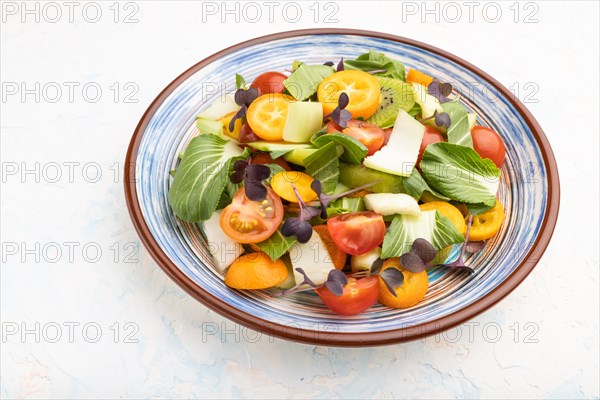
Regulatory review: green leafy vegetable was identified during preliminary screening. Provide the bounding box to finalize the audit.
[344,50,406,81]
[235,73,246,90]
[381,210,465,258]
[304,142,341,193]
[284,64,335,100]
[327,197,366,216]
[421,142,500,207]
[311,130,368,164]
[196,117,223,136]
[255,229,297,261]
[465,201,496,216]
[407,102,421,117]
[441,101,472,147]
[403,169,450,201]
[168,134,244,222]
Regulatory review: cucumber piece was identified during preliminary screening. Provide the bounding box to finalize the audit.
[363,110,425,177]
[412,82,443,119]
[351,247,382,273]
[283,101,323,143]
[201,210,244,273]
[274,255,296,290]
[290,230,336,285]
[468,113,477,131]
[364,193,421,216]
[198,94,240,120]
[339,162,405,193]
[247,141,312,153]
[282,148,319,166]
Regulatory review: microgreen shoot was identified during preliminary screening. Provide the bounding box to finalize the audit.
[281,184,321,243]
[379,268,405,297]
[326,92,352,128]
[278,268,348,297]
[229,86,259,131]
[397,215,482,274]
[310,179,378,218]
[419,109,452,129]
[428,79,453,103]
[435,215,476,272]
[229,159,270,201]
[336,57,345,72]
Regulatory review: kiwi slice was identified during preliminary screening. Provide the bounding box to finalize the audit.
[368,77,416,128]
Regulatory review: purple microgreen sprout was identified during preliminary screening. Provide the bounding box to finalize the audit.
[327,92,352,128]
[229,86,259,131]
[464,241,486,253]
[278,268,348,297]
[399,238,436,272]
[379,268,405,297]
[435,215,476,272]
[234,87,259,106]
[228,104,246,132]
[346,256,404,297]
[427,79,453,103]
[336,57,345,72]
[418,109,452,129]
[281,184,321,243]
[310,179,378,218]
[229,159,270,201]
[398,215,482,274]
[324,269,348,296]
[323,61,335,67]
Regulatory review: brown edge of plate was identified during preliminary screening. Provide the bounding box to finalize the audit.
[124,28,560,347]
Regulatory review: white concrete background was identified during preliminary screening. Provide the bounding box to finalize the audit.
[1,1,598,398]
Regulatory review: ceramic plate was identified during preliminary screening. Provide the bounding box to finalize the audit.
[124,29,559,346]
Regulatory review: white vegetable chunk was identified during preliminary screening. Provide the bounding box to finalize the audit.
[201,210,244,273]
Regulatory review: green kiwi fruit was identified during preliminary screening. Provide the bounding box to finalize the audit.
[367,77,416,128]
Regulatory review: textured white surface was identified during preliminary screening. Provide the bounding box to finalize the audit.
[1,1,598,398]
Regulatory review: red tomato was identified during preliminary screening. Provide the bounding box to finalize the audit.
[417,126,445,167]
[383,128,393,145]
[220,187,284,244]
[317,276,379,316]
[471,126,506,167]
[250,71,287,96]
[327,211,386,255]
[326,120,343,133]
[250,152,292,171]
[342,120,385,156]
[238,123,261,143]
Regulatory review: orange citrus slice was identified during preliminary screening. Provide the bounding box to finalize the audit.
[317,70,380,119]
[246,93,295,141]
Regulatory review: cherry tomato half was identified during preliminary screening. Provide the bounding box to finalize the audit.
[238,123,261,143]
[342,120,385,156]
[417,126,445,168]
[327,211,386,255]
[250,71,287,96]
[220,187,284,244]
[326,120,343,133]
[471,126,506,167]
[317,276,379,316]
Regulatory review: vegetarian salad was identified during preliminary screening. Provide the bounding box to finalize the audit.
[168,50,507,316]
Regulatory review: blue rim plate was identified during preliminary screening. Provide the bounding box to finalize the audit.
[124,29,560,346]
